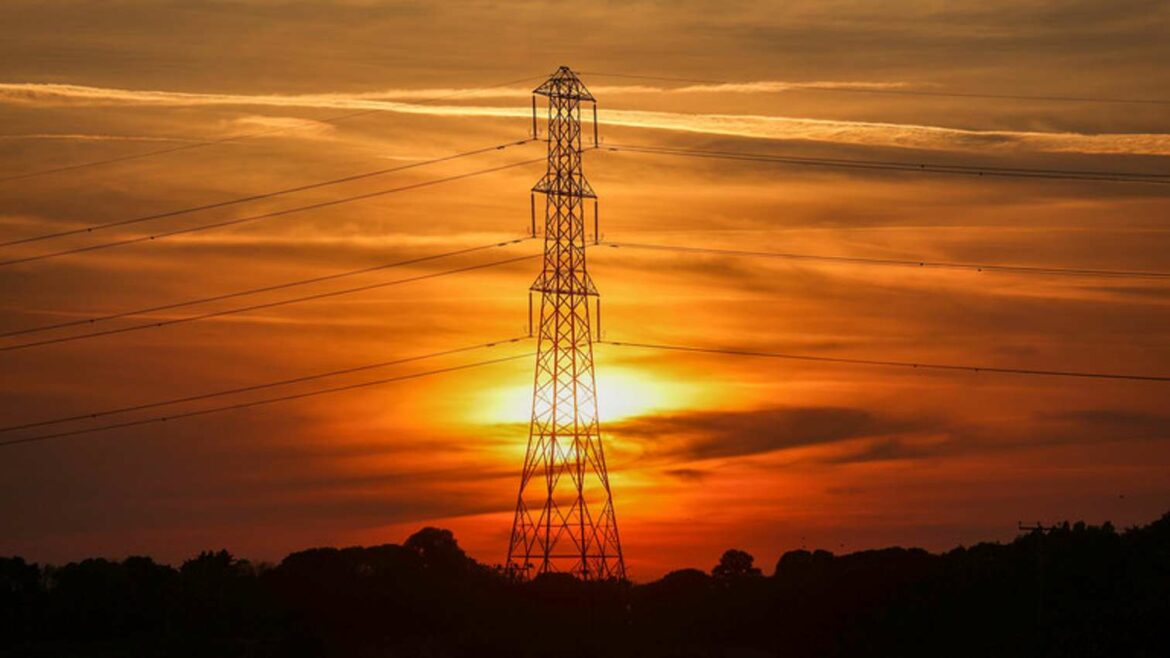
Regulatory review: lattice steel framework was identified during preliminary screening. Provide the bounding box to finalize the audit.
[506,67,625,580]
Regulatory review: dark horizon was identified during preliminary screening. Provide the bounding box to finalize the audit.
[4,510,1168,657]
[7,506,1170,583]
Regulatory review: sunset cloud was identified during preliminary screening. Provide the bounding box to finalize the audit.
[611,405,933,462]
[5,82,1170,156]
[0,133,201,143]
[228,115,338,139]
[0,80,916,105]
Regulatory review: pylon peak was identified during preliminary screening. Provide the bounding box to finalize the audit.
[534,66,595,102]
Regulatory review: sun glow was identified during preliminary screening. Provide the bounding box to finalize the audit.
[470,366,698,427]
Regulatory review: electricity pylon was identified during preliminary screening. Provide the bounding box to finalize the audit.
[506,67,626,580]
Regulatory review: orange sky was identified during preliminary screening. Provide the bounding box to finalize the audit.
[1,0,1168,579]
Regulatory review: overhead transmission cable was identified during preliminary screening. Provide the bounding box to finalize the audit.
[0,337,529,435]
[602,143,1170,185]
[0,348,535,448]
[601,339,1170,383]
[0,139,533,248]
[0,157,545,267]
[6,338,1165,447]
[0,252,539,352]
[598,241,1170,280]
[579,70,1170,106]
[0,73,546,183]
[2,238,533,338]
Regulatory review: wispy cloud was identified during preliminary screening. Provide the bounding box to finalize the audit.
[3,81,1167,156]
[611,405,930,462]
[0,82,493,112]
[596,80,915,95]
[0,80,912,104]
[229,114,337,139]
[0,133,200,143]
[601,109,1170,157]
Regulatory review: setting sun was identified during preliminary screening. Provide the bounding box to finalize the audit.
[470,362,702,427]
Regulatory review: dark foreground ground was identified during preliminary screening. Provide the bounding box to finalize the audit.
[2,512,1167,658]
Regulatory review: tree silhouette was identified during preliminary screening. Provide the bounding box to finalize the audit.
[404,527,477,573]
[0,511,1166,657]
[712,549,762,580]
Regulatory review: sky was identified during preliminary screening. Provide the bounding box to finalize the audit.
[1,0,1168,579]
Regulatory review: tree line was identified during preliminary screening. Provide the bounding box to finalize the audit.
[2,512,1167,657]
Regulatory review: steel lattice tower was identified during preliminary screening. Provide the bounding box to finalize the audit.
[507,67,625,581]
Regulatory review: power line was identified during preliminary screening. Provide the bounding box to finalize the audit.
[580,70,1170,106]
[0,337,529,434]
[0,73,546,183]
[0,349,535,448]
[599,241,1170,280]
[0,157,545,267]
[0,252,539,352]
[601,339,1170,383]
[603,143,1170,185]
[0,140,533,248]
[0,137,253,184]
[2,238,533,338]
